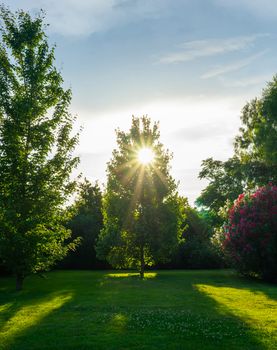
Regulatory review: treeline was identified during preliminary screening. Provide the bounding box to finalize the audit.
[0,7,276,289]
[61,71,277,274]
[58,115,223,272]
[58,184,222,271]
[0,7,221,291]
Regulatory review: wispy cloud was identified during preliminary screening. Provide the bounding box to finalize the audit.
[9,0,165,36]
[201,50,268,79]
[218,73,272,88]
[159,35,267,64]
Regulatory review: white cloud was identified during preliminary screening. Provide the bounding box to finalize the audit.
[9,0,165,36]
[159,35,266,64]
[201,50,268,79]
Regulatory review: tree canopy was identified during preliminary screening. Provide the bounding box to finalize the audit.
[197,76,277,220]
[0,7,79,290]
[96,116,183,277]
[235,77,277,169]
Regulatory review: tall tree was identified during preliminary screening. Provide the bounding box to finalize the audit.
[234,76,277,176]
[96,116,183,278]
[63,179,103,269]
[0,7,79,290]
[196,157,244,215]
[197,75,277,219]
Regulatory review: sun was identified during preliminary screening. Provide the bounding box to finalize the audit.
[137,148,155,165]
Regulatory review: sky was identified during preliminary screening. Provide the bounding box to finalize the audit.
[6,0,277,204]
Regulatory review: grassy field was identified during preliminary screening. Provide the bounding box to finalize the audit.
[0,270,276,350]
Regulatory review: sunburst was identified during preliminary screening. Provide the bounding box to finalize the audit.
[137,148,155,165]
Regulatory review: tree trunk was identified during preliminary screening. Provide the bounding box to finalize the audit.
[16,273,24,291]
[139,245,145,279]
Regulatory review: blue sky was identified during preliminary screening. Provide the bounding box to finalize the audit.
[7,0,277,203]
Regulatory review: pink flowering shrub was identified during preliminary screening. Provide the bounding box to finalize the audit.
[223,184,277,281]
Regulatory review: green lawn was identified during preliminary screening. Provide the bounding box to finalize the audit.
[0,270,276,350]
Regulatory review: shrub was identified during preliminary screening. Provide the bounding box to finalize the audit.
[223,184,277,281]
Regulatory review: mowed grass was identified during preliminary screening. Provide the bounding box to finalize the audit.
[0,270,276,350]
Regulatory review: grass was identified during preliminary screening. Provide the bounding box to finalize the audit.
[0,270,276,350]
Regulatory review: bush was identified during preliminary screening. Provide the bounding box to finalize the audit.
[159,205,223,269]
[223,184,277,281]
[59,180,106,270]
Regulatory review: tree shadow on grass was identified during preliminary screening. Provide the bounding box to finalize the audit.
[189,271,277,350]
[0,270,275,350]
[0,288,74,350]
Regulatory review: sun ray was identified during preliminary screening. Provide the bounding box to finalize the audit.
[120,161,141,185]
[123,166,145,228]
[152,165,169,188]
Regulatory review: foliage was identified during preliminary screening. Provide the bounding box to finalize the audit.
[197,157,245,217]
[234,76,277,169]
[197,157,275,220]
[209,199,233,261]
[0,7,79,290]
[96,116,184,277]
[182,206,221,268]
[223,184,277,281]
[169,199,222,269]
[62,179,104,269]
[197,75,277,225]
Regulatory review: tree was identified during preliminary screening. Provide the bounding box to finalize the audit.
[165,197,221,269]
[197,75,277,223]
[96,116,183,278]
[235,77,277,170]
[196,157,244,217]
[62,179,103,269]
[181,201,221,268]
[0,7,79,290]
